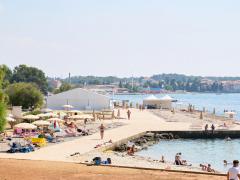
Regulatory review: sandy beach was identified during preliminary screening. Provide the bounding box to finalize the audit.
[0,159,225,180]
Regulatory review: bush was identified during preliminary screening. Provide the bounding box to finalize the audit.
[0,102,7,132]
[6,82,44,110]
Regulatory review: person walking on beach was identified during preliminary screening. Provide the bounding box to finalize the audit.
[227,160,240,180]
[99,124,105,140]
[127,109,131,120]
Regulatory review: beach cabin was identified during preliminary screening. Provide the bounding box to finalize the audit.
[46,88,113,110]
[143,95,173,109]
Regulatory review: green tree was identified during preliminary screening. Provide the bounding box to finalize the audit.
[6,82,44,109]
[54,82,72,94]
[0,64,12,89]
[0,69,7,132]
[11,65,48,95]
[0,103,7,132]
[119,81,123,88]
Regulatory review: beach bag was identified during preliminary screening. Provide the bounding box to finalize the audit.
[107,158,112,164]
[93,157,101,165]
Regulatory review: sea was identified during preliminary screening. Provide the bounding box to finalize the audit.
[112,93,240,120]
[112,93,240,173]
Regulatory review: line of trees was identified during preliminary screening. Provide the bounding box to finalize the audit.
[0,64,48,132]
[62,73,229,92]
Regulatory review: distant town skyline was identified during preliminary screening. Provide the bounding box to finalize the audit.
[1,0,240,78]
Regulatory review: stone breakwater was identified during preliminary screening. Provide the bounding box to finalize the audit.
[113,129,240,152]
[114,132,176,152]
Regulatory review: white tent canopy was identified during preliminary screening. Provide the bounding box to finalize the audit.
[144,95,160,101]
[160,95,174,101]
[143,95,172,109]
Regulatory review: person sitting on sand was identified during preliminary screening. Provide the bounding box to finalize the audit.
[159,155,165,163]
[127,145,135,156]
[207,164,215,173]
[227,160,240,180]
[200,164,207,171]
[175,155,186,165]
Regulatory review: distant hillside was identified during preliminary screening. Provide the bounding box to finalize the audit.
[50,73,240,93]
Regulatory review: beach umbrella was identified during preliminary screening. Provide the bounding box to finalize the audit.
[63,104,74,111]
[37,113,49,118]
[53,111,67,117]
[23,114,40,123]
[47,118,65,123]
[32,120,50,126]
[69,114,93,120]
[6,116,15,122]
[38,113,58,118]
[8,114,14,118]
[14,123,37,129]
[41,108,53,113]
[68,110,82,114]
[23,115,40,120]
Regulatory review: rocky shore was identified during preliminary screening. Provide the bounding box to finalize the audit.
[114,132,177,153]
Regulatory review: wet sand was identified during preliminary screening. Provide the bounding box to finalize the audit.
[0,159,225,180]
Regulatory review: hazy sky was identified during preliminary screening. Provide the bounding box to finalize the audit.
[0,0,240,78]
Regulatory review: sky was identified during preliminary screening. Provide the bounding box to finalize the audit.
[0,0,240,78]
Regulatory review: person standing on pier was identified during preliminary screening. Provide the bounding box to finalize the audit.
[211,124,215,134]
[205,124,208,132]
[127,109,131,120]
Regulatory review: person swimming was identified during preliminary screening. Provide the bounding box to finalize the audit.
[224,160,233,166]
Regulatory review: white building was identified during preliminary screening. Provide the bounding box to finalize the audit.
[47,88,113,110]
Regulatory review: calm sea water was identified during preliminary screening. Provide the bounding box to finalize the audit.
[113,93,240,173]
[112,93,240,120]
[136,139,239,173]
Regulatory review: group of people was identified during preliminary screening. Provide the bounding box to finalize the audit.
[204,123,215,133]
[200,164,215,173]
[174,153,190,166]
